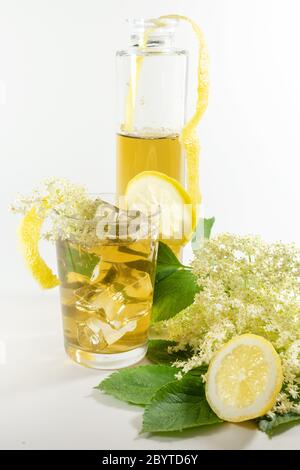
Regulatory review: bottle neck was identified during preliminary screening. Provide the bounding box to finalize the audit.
[129,18,178,51]
[130,33,174,50]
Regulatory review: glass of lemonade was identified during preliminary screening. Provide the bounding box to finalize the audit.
[55,194,159,369]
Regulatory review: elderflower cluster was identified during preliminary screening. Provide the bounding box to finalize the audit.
[157,233,300,414]
[11,178,102,245]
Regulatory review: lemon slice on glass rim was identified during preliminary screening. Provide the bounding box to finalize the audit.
[125,171,196,246]
[205,334,283,422]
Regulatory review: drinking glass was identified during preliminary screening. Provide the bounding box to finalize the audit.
[55,194,159,369]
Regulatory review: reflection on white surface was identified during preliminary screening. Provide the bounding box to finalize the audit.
[1,295,299,450]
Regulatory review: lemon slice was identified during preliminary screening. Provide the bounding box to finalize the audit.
[125,171,196,245]
[19,207,60,289]
[205,334,283,422]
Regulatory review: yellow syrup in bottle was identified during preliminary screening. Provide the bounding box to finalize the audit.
[116,132,184,195]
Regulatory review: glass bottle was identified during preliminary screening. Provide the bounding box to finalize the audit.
[116,18,188,195]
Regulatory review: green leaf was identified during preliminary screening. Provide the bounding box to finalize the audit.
[147,340,194,365]
[203,217,215,239]
[142,375,222,433]
[96,365,177,405]
[258,412,300,436]
[64,244,99,277]
[126,259,154,274]
[155,242,184,283]
[152,269,200,322]
[192,217,215,250]
[147,341,208,379]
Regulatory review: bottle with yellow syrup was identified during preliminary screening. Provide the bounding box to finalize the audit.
[116,18,187,195]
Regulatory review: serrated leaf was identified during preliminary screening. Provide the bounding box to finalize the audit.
[192,217,215,250]
[147,340,194,365]
[258,412,300,436]
[58,242,99,279]
[96,365,177,405]
[203,217,215,239]
[155,242,184,283]
[152,269,200,322]
[142,375,222,433]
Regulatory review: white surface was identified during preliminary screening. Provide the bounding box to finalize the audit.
[1,0,300,296]
[0,295,299,450]
[1,0,300,451]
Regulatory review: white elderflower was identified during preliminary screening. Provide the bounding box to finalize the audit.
[11,178,103,245]
[153,233,300,414]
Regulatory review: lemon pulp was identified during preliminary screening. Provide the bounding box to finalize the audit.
[125,170,195,246]
[206,334,283,422]
[216,344,269,408]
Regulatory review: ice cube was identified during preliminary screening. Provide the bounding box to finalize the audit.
[75,284,105,312]
[88,287,126,323]
[103,264,151,290]
[77,321,107,351]
[86,317,137,345]
[113,264,141,285]
[126,239,153,258]
[123,272,153,299]
[90,260,118,285]
[100,239,153,264]
[117,301,151,323]
[75,264,153,329]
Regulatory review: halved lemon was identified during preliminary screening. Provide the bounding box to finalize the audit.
[19,207,60,289]
[205,334,283,422]
[125,171,196,246]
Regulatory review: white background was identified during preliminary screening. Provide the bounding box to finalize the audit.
[1,0,300,296]
[1,0,300,451]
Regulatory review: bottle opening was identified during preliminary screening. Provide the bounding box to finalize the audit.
[127,17,179,48]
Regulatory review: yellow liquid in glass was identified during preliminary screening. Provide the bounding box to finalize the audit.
[57,238,156,356]
[116,133,184,195]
